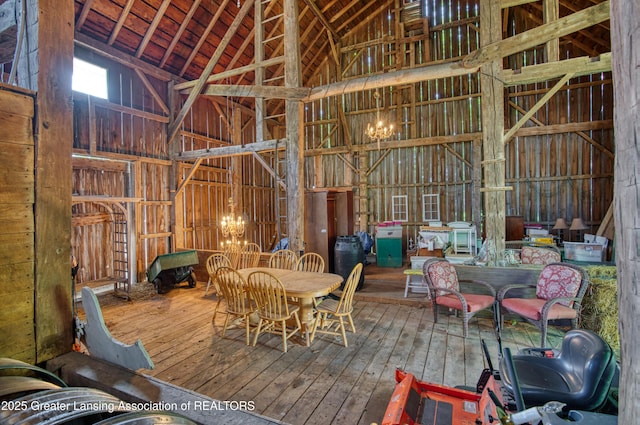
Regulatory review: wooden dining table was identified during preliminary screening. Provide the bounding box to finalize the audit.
[238,267,343,345]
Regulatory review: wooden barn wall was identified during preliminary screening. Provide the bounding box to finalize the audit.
[72,48,173,283]
[503,8,614,237]
[304,0,613,244]
[177,98,280,253]
[0,87,36,362]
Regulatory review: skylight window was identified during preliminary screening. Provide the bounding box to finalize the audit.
[73,58,108,99]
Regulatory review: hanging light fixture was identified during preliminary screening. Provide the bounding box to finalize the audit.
[220,197,245,248]
[366,90,393,149]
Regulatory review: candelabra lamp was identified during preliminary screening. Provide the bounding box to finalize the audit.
[220,197,245,248]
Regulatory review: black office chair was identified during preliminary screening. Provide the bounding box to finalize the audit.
[500,329,618,412]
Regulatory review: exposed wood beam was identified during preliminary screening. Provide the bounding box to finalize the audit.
[168,0,255,145]
[284,0,305,254]
[209,100,232,132]
[561,0,609,31]
[443,144,473,169]
[307,61,479,101]
[337,0,394,34]
[463,1,610,68]
[75,32,176,82]
[503,73,574,144]
[521,2,610,55]
[302,0,339,38]
[501,0,537,8]
[90,96,169,123]
[336,153,359,174]
[508,101,614,159]
[136,0,171,58]
[175,158,204,198]
[205,96,263,120]
[179,0,233,77]
[74,0,95,31]
[251,152,287,190]
[511,120,613,137]
[255,0,265,142]
[72,195,143,204]
[175,139,283,161]
[479,0,506,246]
[108,0,135,46]
[134,69,169,115]
[174,57,286,91]
[327,29,340,66]
[305,133,483,156]
[365,149,392,176]
[200,84,310,100]
[543,0,559,62]
[225,27,256,85]
[160,0,202,68]
[502,53,611,86]
[173,52,610,105]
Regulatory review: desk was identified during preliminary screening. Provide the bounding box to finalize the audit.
[238,268,343,345]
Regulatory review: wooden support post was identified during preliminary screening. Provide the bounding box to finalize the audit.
[472,138,483,234]
[25,0,75,362]
[168,79,183,251]
[610,1,640,421]
[358,153,369,233]
[284,0,304,254]
[543,0,559,62]
[254,0,265,143]
[232,107,243,211]
[480,0,506,256]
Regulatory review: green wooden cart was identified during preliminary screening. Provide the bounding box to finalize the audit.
[147,250,199,294]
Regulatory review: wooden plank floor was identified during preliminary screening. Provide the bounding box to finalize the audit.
[76,265,567,425]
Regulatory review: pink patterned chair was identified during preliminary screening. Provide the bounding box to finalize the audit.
[422,259,496,337]
[498,262,590,347]
[520,245,561,265]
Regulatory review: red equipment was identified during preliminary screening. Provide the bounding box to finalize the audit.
[381,369,504,425]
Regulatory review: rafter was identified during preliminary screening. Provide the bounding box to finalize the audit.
[168,0,255,144]
[108,0,135,46]
[174,57,286,91]
[463,0,610,67]
[160,0,202,68]
[136,0,171,58]
[179,0,233,77]
[302,0,338,38]
[74,0,95,30]
[502,52,611,86]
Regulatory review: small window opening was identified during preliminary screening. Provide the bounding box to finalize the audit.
[73,58,108,99]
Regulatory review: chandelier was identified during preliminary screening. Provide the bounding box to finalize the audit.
[366,91,393,148]
[220,197,245,242]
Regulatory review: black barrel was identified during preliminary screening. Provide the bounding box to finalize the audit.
[334,235,365,290]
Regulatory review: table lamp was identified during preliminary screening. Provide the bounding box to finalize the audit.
[552,217,569,245]
[569,217,588,242]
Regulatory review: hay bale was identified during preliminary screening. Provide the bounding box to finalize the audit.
[581,265,619,356]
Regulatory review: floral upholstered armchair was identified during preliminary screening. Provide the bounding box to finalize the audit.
[422,258,496,337]
[497,262,590,346]
[520,245,561,265]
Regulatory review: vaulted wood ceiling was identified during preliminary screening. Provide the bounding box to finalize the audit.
[72,0,611,88]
